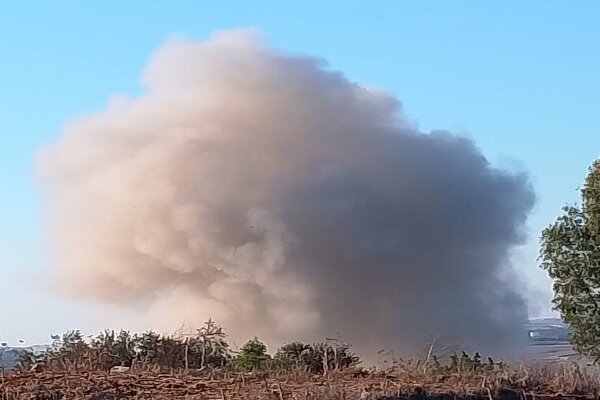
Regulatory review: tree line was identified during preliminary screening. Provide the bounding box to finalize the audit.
[16,319,360,374]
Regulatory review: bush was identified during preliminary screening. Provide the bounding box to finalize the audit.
[10,324,365,374]
[234,337,269,371]
[274,340,360,373]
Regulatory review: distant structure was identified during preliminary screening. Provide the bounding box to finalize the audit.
[526,318,571,343]
[0,347,25,370]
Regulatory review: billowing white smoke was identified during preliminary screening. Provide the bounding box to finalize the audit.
[38,30,535,358]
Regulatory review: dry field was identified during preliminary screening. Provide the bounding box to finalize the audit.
[2,362,600,400]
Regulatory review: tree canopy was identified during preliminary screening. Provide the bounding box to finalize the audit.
[540,160,600,361]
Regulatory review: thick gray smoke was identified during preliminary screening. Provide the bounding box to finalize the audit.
[38,30,535,358]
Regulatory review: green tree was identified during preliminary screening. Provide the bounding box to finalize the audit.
[274,342,311,369]
[157,335,185,369]
[134,331,161,367]
[235,337,269,370]
[90,330,136,370]
[540,160,600,361]
[304,341,360,374]
[274,340,360,373]
[114,330,136,367]
[90,330,120,370]
[41,330,91,372]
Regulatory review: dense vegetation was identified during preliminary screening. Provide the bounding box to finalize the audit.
[15,319,360,374]
[540,159,600,362]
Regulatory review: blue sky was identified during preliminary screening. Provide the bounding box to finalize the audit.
[1,1,599,345]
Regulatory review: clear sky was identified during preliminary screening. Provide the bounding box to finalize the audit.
[1,1,599,346]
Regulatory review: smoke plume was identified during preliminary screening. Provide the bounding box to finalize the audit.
[38,30,535,358]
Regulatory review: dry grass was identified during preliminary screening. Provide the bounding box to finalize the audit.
[2,361,600,400]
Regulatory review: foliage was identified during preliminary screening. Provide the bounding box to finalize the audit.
[274,340,360,373]
[14,322,232,373]
[51,330,90,372]
[234,338,269,371]
[17,330,91,373]
[187,318,230,369]
[15,349,38,372]
[308,340,360,373]
[134,330,161,366]
[540,160,600,361]
[11,322,366,374]
[428,351,501,374]
[90,330,136,370]
[274,341,311,369]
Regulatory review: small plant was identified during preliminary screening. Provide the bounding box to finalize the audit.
[428,351,499,374]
